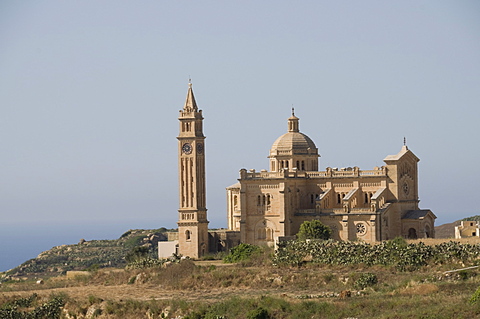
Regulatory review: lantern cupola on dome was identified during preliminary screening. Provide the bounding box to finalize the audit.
[268,109,319,172]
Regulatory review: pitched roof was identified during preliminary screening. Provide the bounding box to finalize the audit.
[402,209,436,220]
[226,182,241,189]
[384,145,419,162]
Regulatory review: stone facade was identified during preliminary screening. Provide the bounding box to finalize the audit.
[174,84,436,258]
[226,111,436,245]
[175,83,240,258]
[455,221,480,238]
[176,82,209,258]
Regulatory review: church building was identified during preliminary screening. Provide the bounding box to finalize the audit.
[226,110,436,245]
[171,83,436,258]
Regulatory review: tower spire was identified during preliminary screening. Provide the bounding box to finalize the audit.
[183,80,198,111]
[177,81,208,258]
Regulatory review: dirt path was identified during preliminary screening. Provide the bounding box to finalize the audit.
[1,284,298,302]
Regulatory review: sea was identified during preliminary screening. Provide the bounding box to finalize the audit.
[0,220,169,273]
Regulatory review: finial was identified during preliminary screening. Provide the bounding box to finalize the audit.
[291,106,295,116]
[403,137,406,146]
[188,77,192,88]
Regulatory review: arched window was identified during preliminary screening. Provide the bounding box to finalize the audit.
[266,228,273,241]
[285,161,289,168]
[301,161,305,170]
[266,194,271,206]
[257,228,266,239]
[296,161,300,169]
[185,230,191,240]
[257,195,261,206]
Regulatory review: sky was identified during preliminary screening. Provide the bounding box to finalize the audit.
[1,1,479,271]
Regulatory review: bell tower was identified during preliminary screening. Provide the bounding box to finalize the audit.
[177,81,209,258]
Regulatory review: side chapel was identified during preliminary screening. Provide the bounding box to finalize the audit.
[172,83,436,258]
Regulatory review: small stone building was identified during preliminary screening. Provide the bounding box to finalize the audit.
[455,221,480,238]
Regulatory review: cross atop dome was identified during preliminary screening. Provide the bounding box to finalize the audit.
[288,109,299,132]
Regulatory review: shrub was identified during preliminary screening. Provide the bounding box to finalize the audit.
[0,294,65,319]
[273,239,480,270]
[126,246,151,263]
[246,307,270,319]
[223,244,261,263]
[124,235,147,249]
[353,273,378,290]
[126,257,164,270]
[296,220,332,241]
[470,286,480,304]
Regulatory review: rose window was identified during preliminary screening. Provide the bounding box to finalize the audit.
[356,223,366,235]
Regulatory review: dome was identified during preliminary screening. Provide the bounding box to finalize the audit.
[271,132,317,155]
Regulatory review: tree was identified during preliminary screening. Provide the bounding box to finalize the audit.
[296,220,331,240]
[223,243,261,263]
[125,246,150,263]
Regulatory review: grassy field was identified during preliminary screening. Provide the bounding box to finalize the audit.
[2,238,480,318]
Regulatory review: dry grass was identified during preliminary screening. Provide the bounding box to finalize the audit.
[3,255,480,318]
[398,282,440,295]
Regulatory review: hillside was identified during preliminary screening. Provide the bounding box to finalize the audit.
[1,217,473,282]
[1,228,170,282]
[435,221,458,238]
[3,238,480,318]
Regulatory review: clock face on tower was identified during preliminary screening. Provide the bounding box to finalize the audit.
[182,143,192,154]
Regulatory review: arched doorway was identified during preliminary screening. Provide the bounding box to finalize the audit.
[408,228,417,239]
[425,225,431,238]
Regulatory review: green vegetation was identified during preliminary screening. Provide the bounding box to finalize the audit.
[296,220,332,241]
[183,296,332,319]
[2,228,169,281]
[462,215,480,222]
[6,226,480,318]
[353,272,378,290]
[470,286,480,304]
[223,243,261,263]
[0,293,65,319]
[3,253,480,318]
[125,246,151,263]
[273,238,480,270]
